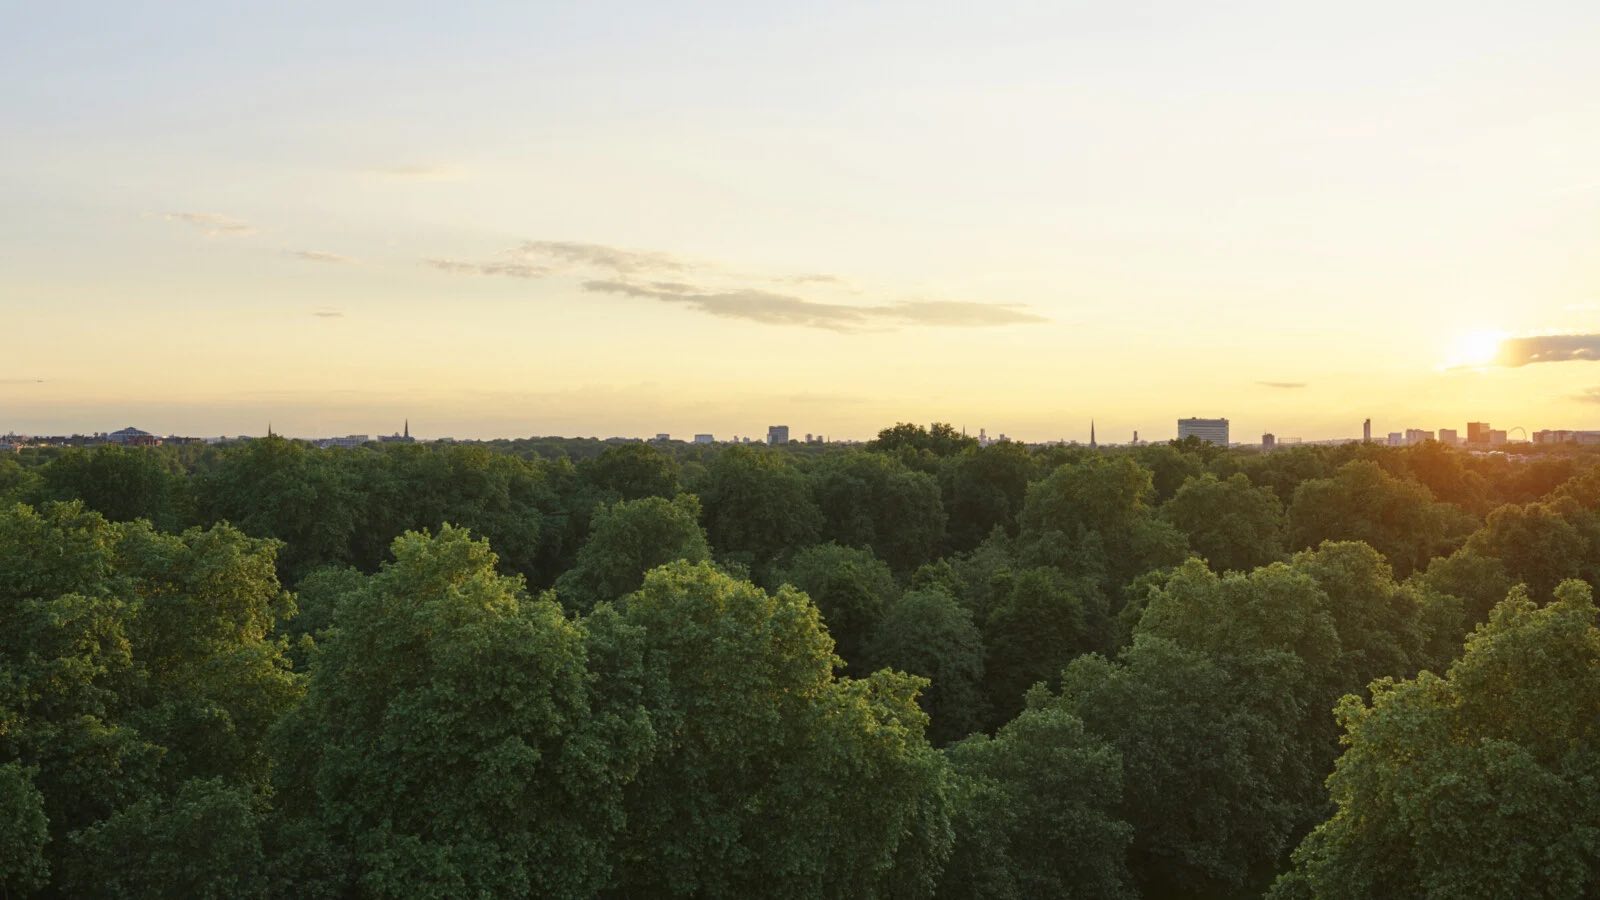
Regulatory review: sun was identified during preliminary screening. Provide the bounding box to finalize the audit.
[1447,330,1507,369]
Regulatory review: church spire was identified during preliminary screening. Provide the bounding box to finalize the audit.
[1090,419,1097,449]
[404,418,409,439]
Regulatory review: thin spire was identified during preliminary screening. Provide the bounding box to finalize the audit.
[1090,419,1097,449]
[404,418,409,439]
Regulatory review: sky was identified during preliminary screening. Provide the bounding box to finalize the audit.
[3,1,1599,442]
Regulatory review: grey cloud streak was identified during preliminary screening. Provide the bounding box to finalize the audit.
[510,241,689,274]
[583,280,1044,331]
[425,239,1046,331]
[1257,381,1308,389]
[1495,334,1600,367]
[424,258,552,279]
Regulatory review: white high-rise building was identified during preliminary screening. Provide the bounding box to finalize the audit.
[1176,417,1229,446]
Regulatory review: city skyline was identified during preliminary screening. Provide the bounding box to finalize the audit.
[5,3,1599,440]
[3,411,1587,447]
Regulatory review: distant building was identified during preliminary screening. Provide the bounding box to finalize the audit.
[1535,430,1600,445]
[1489,429,1508,446]
[1405,428,1435,446]
[1467,422,1491,445]
[654,433,671,442]
[767,425,790,445]
[1363,418,1372,443]
[1262,433,1276,451]
[1439,428,1459,446]
[694,433,714,444]
[1177,417,1229,446]
[317,435,369,450]
[1385,432,1402,447]
[379,420,415,443]
[106,426,160,446]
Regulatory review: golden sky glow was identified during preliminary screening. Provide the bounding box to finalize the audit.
[3,3,1599,441]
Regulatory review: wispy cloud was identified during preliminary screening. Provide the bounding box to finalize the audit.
[424,258,551,278]
[426,240,1045,331]
[164,212,255,237]
[583,281,1042,331]
[287,249,357,264]
[1576,387,1600,404]
[1495,333,1600,367]
[312,308,344,319]
[510,241,691,274]
[1257,381,1307,389]
[0,377,46,385]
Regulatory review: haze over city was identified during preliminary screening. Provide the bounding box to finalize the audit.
[5,2,1599,441]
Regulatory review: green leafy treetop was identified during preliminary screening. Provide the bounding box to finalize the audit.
[271,526,654,899]
[604,561,953,899]
[1274,580,1600,900]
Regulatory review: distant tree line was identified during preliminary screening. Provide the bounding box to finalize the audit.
[2,426,1598,898]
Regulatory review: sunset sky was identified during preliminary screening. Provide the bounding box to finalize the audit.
[5,1,1599,442]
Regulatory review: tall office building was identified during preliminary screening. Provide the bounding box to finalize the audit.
[1177,417,1229,446]
[1363,418,1372,443]
[1405,428,1435,445]
[766,425,790,445]
[1262,433,1276,451]
[1439,428,1459,446]
[1467,422,1491,444]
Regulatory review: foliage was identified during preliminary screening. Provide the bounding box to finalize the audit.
[694,445,821,572]
[555,493,711,612]
[1288,460,1474,576]
[939,705,1134,899]
[980,566,1100,725]
[1017,455,1188,602]
[606,561,953,899]
[272,526,650,899]
[868,586,988,745]
[940,441,1034,552]
[1275,581,1600,900]
[772,542,899,671]
[582,441,682,501]
[812,451,947,572]
[1162,472,1288,572]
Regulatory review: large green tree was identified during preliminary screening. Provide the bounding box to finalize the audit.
[812,452,947,572]
[1162,472,1287,573]
[940,441,1034,552]
[604,561,953,899]
[694,445,822,572]
[867,586,987,745]
[1288,460,1473,576]
[1274,581,1600,900]
[939,705,1134,900]
[1017,455,1188,601]
[581,441,682,501]
[272,526,652,899]
[772,542,899,671]
[555,494,711,612]
[0,501,300,895]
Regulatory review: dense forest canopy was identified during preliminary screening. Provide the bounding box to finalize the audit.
[2,426,1598,899]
